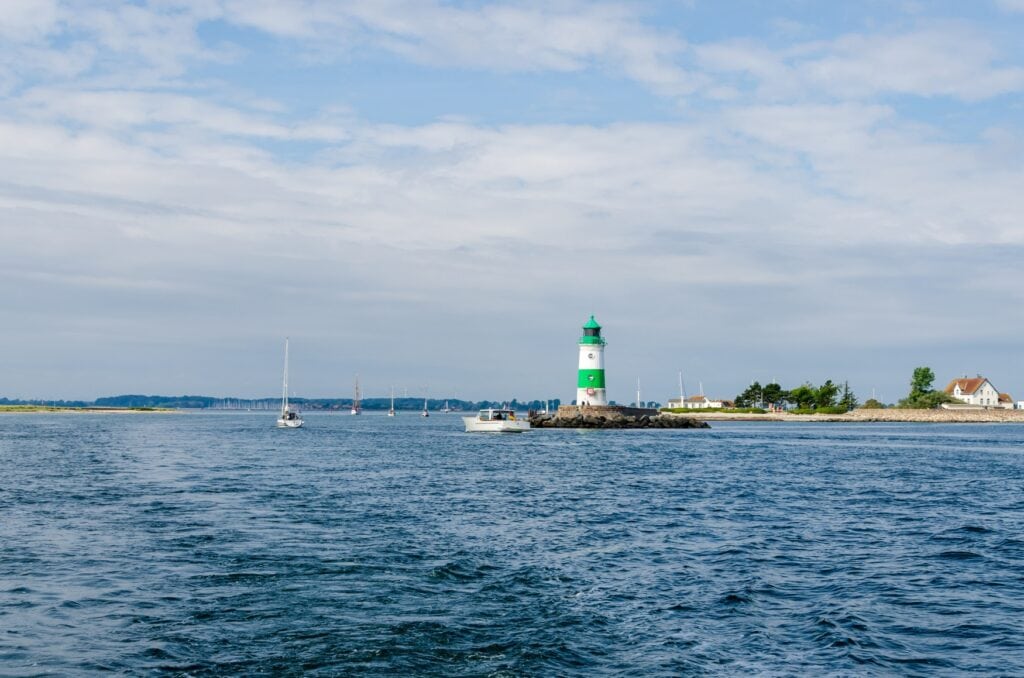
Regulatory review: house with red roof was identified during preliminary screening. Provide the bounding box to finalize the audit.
[666,394,732,409]
[944,376,1014,409]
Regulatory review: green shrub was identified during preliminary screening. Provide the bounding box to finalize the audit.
[790,406,850,415]
[861,399,884,409]
[896,391,957,409]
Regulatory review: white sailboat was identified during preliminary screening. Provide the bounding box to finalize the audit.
[388,386,396,417]
[351,375,362,415]
[421,394,430,418]
[440,400,451,413]
[276,338,304,428]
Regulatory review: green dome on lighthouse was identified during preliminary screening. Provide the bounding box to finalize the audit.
[579,315,606,345]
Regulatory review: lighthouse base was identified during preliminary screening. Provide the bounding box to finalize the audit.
[531,405,710,429]
[558,404,657,418]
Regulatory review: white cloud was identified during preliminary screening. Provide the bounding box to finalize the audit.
[3,1,1024,399]
[215,0,700,96]
[802,25,1024,101]
[995,0,1024,12]
[700,24,1024,102]
[0,0,60,40]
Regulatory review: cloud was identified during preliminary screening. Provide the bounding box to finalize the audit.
[216,0,700,96]
[699,23,1024,102]
[802,24,1024,101]
[995,0,1024,12]
[3,1,1024,400]
[0,0,60,40]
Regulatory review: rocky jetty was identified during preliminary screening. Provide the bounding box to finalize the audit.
[529,409,709,429]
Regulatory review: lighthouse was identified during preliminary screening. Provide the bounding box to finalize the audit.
[577,315,607,406]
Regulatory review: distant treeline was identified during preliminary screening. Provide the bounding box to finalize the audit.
[2,395,563,411]
[0,397,92,407]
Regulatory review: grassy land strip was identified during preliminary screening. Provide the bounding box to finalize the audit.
[0,405,171,413]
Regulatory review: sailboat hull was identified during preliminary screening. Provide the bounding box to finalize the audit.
[276,417,304,428]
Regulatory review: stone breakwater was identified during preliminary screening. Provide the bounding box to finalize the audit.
[530,409,710,429]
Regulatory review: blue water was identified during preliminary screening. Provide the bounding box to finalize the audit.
[2,414,1024,675]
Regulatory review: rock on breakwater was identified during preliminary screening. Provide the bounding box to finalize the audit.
[529,409,709,429]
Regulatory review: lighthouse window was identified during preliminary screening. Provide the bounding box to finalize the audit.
[587,353,594,359]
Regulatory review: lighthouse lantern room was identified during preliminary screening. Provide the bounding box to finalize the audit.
[577,315,607,406]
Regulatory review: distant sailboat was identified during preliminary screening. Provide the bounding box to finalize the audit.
[421,394,430,418]
[351,375,362,415]
[276,338,303,428]
[388,386,396,417]
[441,400,451,414]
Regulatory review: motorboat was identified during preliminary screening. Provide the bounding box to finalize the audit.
[462,408,530,433]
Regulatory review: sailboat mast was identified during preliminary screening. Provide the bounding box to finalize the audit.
[282,338,289,413]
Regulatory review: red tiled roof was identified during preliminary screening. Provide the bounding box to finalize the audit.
[944,378,988,395]
[999,393,1013,403]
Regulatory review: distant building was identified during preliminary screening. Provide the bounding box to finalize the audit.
[944,377,1011,408]
[666,394,730,409]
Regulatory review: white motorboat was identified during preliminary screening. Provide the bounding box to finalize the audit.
[276,338,304,428]
[462,408,530,433]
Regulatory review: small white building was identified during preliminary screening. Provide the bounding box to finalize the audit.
[944,377,1013,409]
[666,394,730,409]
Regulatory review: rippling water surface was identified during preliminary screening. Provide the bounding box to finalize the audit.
[2,413,1024,675]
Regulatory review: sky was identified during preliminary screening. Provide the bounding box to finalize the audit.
[2,0,1024,404]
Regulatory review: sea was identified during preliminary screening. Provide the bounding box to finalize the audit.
[2,413,1023,676]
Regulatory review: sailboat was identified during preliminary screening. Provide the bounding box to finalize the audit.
[440,400,451,414]
[388,387,396,417]
[351,375,362,415]
[421,394,430,418]
[276,338,304,428]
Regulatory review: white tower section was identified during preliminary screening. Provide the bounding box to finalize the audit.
[576,315,607,406]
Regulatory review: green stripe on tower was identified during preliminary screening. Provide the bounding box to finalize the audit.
[577,369,606,389]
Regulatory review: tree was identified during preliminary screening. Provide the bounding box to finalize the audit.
[838,381,859,412]
[735,381,762,408]
[762,382,786,407]
[789,383,816,409]
[815,380,840,409]
[862,398,884,409]
[910,367,935,399]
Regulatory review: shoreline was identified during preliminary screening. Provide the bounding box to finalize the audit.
[0,406,175,414]
[664,408,1024,423]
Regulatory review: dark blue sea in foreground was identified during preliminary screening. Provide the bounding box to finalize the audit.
[3,413,1024,675]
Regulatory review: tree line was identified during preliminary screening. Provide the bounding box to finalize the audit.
[734,380,859,413]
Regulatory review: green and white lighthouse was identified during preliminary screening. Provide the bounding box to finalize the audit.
[577,315,607,406]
